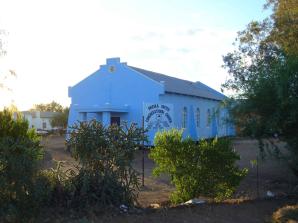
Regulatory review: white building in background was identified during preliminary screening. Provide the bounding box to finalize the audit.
[21,111,59,131]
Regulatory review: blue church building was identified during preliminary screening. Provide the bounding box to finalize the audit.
[67,58,235,144]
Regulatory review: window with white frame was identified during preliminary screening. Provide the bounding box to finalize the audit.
[196,107,200,127]
[182,107,187,128]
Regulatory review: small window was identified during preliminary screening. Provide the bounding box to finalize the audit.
[182,107,187,128]
[42,122,47,129]
[207,109,211,127]
[196,107,200,127]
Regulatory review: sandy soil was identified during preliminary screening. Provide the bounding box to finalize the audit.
[39,197,298,223]
[41,135,297,206]
[85,197,298,223]
[40,135,298,222]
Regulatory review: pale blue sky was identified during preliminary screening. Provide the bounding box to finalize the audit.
[0,0,271,110]
[98,0,270,29]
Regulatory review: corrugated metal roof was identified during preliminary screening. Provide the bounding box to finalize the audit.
[128,66,226,101]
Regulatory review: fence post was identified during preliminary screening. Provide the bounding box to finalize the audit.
[142,116,145,187]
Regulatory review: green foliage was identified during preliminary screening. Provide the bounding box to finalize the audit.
[265,0,298,56]
[31,162,75,209]
[31,100,64,112]
[0,113,145,220]
[50,107,69,129]
[67,120,145,209]
[0,108,44,221]
[149,129,247,204]
[222,0,298,177]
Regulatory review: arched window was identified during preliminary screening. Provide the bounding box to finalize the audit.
[182,107,187,128]
[196,107,200,127]
[207,109,211,127]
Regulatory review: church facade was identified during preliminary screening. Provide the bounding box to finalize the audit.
[67,58,235,144]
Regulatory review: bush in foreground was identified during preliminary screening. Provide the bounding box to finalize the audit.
[149,129,247,203]
[67,120,145,209]
[0,114,145,221]
[0,109,44,221]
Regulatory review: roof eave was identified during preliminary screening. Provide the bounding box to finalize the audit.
[164,91,224,102]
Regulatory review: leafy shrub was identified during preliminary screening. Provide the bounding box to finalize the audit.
[50,106,69,130]
[31,161,74,208]
[0,111,145,220]
[67,120,145,209]
[149,129,247,203]
[0,109,44,221]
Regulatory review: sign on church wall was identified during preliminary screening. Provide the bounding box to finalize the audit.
[143,103,174,130]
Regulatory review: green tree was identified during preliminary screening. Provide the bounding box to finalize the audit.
[222,0,298,176]
[50,107,69,129]
[0,109,44,220]
[31,101,63,112]
[265,0,298,56]
[149,129,247,204]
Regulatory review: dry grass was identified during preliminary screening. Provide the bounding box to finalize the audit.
[37,197,298,223]
[272,204,298,223]
[41,136,298,206]
[39,135,298,222]
[137,177,174,207]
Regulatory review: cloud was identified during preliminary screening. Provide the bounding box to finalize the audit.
[131,35,145,41]
[123,25,237,92]
[186,28,205,36]
[0,0,238,110]
[131,31,164,42]
[176,48,192,53]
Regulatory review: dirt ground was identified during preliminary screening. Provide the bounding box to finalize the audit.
[88,198,298,223]
[38,197,298,223]
[41,135,298,222]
